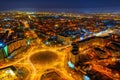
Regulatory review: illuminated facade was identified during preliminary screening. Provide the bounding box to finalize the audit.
[7,39,27,54]
[0,66,17,80]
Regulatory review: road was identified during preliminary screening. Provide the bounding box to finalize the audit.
[0,41,76,80]
[2,20,118,80]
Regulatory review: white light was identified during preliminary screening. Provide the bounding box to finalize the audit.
[80,37,84,41]
[0,43,3,46]
[46,41,49,45]
[83,75,90,80]
[6,69,15,76]
[68,61,75,69]
[95,32,102,36]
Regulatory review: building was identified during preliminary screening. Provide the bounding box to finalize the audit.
[0,42,8,62]
[0,66,17,80]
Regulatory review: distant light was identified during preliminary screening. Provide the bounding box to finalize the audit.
[46,41,49,44]
[0,42,5,48]
[0,43,3,46]
[55,24,59,27]
[27,41,30,45]
[87,34,91,38]
[83,75,90,80]
[3,18,8,21]
[95,30,110,37]
[68,61,75,69]
[95,32,102,36]
[45,41,49,45]
[28,15,31,19]
[27,39,31,45]
[82,29,87,32]
[80,37,84,41]
[71,35,76,39]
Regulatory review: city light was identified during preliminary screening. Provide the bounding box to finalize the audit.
[0,43,3,47]
[0,42,5,48]
[80,37,84,41]
[0,9,120,80]
[68,61,75,69]
[83,75,90,80]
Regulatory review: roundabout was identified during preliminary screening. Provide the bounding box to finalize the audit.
[30,51,58,65]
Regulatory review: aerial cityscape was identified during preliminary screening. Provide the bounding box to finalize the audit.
[0,0,120,80]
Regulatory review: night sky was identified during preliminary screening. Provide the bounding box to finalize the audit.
[0,0,120,11]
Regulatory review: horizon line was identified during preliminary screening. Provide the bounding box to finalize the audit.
[1,7,120,13]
